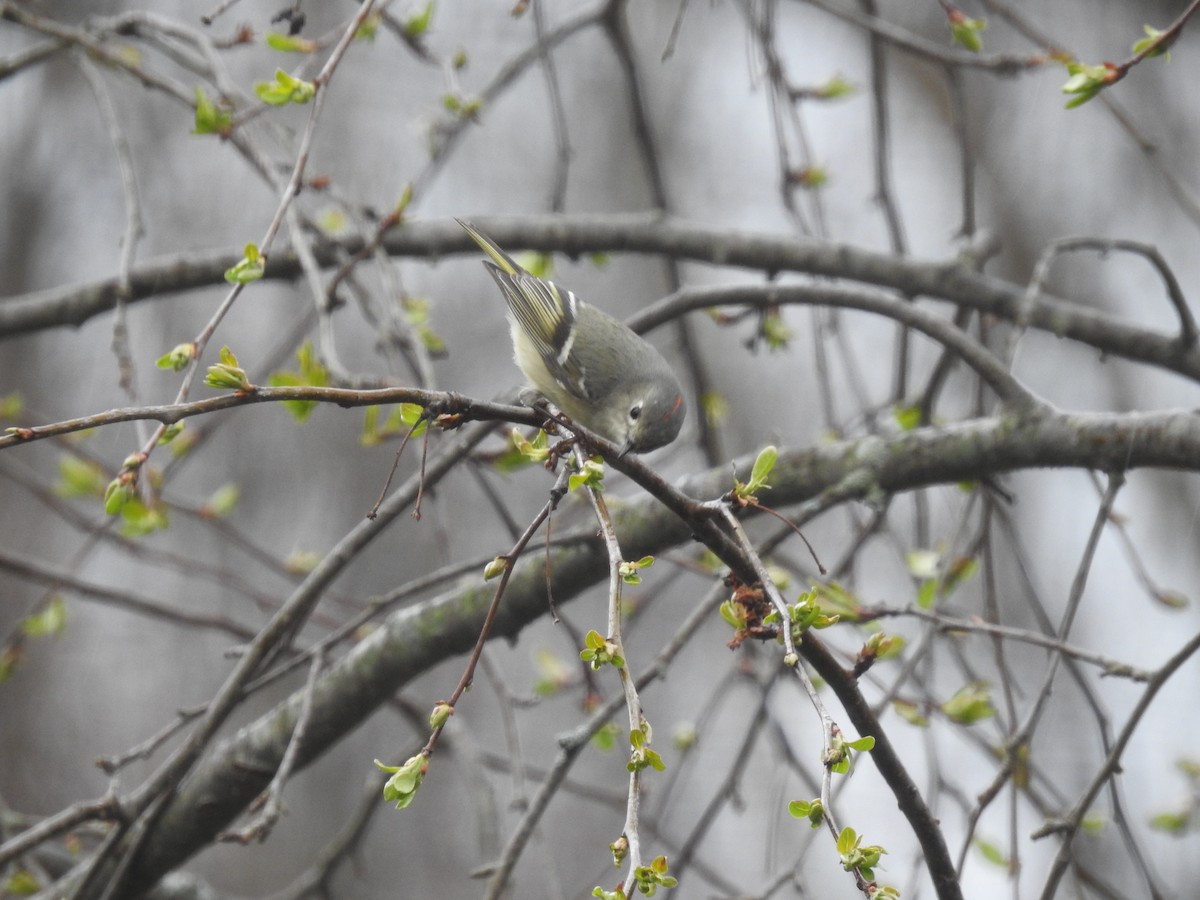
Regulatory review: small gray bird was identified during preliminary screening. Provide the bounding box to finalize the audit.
[459,220,686,456]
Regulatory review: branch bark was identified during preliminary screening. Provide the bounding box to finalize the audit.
[5,216,1199,392]
[54,405,1200,898]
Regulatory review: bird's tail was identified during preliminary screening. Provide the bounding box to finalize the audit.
[456,219,524,276]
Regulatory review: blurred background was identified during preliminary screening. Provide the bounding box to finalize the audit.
[2,1,1200,897]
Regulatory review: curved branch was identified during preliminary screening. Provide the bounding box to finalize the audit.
[799,0,1044,74]
[5,216,1198,391]
[53,405,1200,898]
[0,386,541,451]
[632,281,1042,411]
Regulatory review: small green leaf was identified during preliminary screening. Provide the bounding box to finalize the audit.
[441,92,482,117]
[750,444,777,488]
[0,647,18,685]
[3,869,41,895]
[492,428,550,470]
[580,628,628,672]
[268,341,328,422]
[375,755,428,809]
[580,630,624,670]
[1132,24,1173,60]
[265,32,318,52]
[403,1,435,37]
[949,15,987,52]
[592,722,620,751]
[0,392,23,420]
[360,405,425,446]
[1061,61,1116,109]
[118,496,169,537]
[814,73,855,100]
[894,404,923,431]
[429,701,453,729]
[630,855,677,894]
[532,649,571,696]
[192,87,232,136]
[619,555,654,585]
[864,631,905,661]
[793,167,827,189]
[943,556,979,596]
[355,11,381,40]
[761,309,794,348]
[55,456,107,498]
[224,243,265,285]
[701,390,729,428]
[203,483,240,518]
[254,68,316,106]
[837,826,888,880]
[1150,811,1190,833]
[569,458,605,492]
[916,578,937,608]
[812,581,864,620]
[1177,758,1200,778]
[734,444,778,499]
[158,422,185,446]
[23,597,67,638]
[941,681,996,725]
[394,183,414,217]
[104,477,135,516]
[205,346,253,391]
[893,699,929,727]
[719,599,747,630]
[483,556,507,580]
[156,342,197,372]
[788,798,825,828]
[975,838,1008,867]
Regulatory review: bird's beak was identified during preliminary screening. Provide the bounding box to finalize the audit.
[617,436,635,459]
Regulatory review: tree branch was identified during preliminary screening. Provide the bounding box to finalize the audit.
[44,405,1200,897]
[5,216,1197,392]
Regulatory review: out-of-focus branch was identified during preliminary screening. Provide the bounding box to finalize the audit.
[5,217,1198,393]
[35,404,1200,898]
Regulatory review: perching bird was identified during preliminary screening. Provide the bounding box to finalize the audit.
[459,220,685,456]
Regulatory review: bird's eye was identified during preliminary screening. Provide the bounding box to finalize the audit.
[629,404,642,421]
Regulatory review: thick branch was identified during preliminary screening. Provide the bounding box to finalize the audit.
[68,405,1200,897]
[4,217,1199,390]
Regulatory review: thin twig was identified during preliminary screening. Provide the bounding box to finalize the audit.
[218,647,328,844]
[484,570,728,898]
[1034,627,1200,899]
[0,790,122,871]
[578,445,649,897]
[420,465,572,759]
